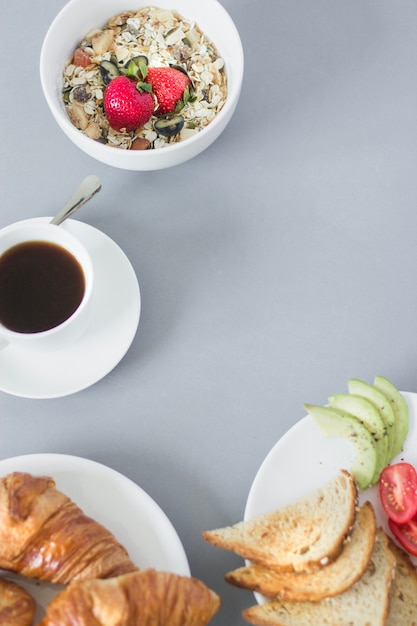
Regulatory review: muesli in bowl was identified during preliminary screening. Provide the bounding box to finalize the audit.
[63,6,228,151]
[40,0,244,170]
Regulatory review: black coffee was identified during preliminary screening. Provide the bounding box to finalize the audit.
[0,240,85,333]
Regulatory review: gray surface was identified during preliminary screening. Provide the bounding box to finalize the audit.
[1,0,417,623]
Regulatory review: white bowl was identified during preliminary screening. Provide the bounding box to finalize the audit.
[40,0,244,171]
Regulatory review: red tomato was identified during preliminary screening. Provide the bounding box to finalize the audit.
[389,515,417,556]
[379,462,417,524]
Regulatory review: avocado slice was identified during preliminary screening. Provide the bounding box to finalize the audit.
[373,375,408,458]
[305,404,377,490]
[328,393,388,483]
[347,378,396,462]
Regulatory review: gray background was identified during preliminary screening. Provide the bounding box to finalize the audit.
[1,1,417,623]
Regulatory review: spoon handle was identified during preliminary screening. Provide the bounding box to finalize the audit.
[50,175,102,226]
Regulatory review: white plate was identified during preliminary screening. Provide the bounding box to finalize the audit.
[0,218,140,399]
[0,453,190,622]
[245,391,417,600]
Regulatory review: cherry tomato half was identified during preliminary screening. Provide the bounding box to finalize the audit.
[389,515,417,556]
[379,462,417,525]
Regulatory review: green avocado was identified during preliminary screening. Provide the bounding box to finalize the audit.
[374,375,409,459]
[328,393,388,483]
[305,404,377,490]
[347,379,396,462]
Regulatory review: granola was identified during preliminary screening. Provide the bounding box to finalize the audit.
[62,6,228,150]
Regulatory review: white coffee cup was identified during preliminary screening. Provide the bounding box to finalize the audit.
[0,219,94,351]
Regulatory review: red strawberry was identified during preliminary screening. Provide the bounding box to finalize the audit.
[145,67,190,115]
[103,76,154,133]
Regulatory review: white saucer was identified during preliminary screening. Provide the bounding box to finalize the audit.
[0,218,140,399]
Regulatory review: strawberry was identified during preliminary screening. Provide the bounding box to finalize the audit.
[103,76,155,132]
[145,67,191,115]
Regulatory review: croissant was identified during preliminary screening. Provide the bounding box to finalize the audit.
[38,569,221,626]
[0,577,36,626]
[0,471,138,583]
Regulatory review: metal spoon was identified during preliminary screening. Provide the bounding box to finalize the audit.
[50,175,102,226]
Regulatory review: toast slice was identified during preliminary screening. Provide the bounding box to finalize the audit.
[242,529,395,626]
[225,501,376,601]
[202,470,357,573]
[386,538,417,625]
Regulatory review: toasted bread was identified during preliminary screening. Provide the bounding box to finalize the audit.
[202,470,357,573]
[225,501,375,601]
[387,538,417,625]
[242,529,395,626]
